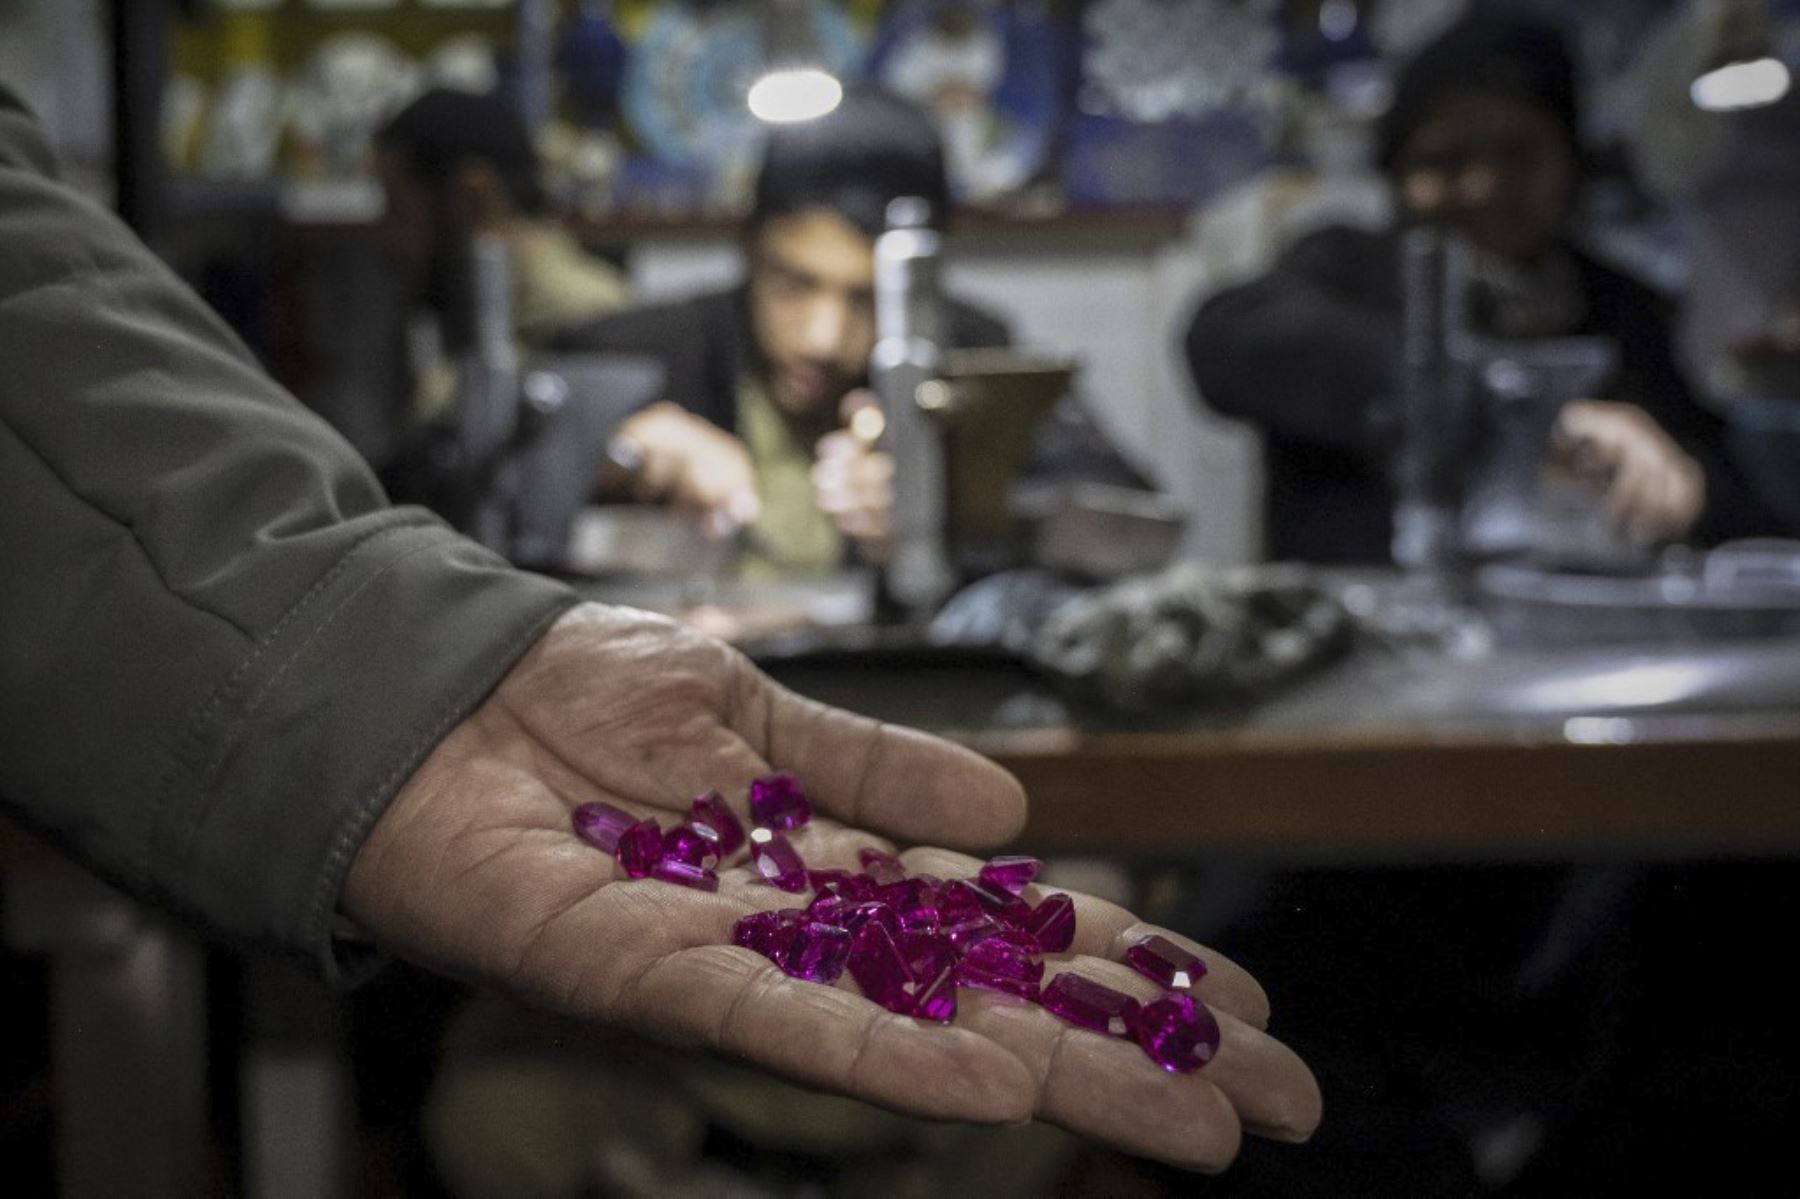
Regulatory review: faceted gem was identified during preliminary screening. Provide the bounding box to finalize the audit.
[662,824,719,869]
[839,902,902,938]
[935,881,986,927]
[1135,994,1222,1073]
[732,909,803,959]
[731,910,780,954]
[1124,934,1207,990]
[1040,972,1141,1037]
[807,892,853,924]
[649,857,719,891]
[897,932,956,986]
[776,921,851,984]
[806,869,855,893]
[944,914,1000,950]
[984,924,1045,962]
[964,878,1032,926]
[689,791,746,856]
[857,848,907,885]
[847,922,913,1014]
[979,855,1042,896]
[956,934,1043,1000]
[912,962,958,1022]
[749,827,808,892]
[615,820,664,879]
[570,802,638,855]
[880,878,942,933]
[1026,893,1077,954]
[749,773,812,831]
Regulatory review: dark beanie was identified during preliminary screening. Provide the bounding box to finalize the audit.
[377,89,547,215]
[1376,13,1580,172]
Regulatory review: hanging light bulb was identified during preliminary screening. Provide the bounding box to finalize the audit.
[748,0,843,123]
[1691,0,1792,111]
[748,67,843,123]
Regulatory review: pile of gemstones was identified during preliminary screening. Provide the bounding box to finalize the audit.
[570,773,1220,1074]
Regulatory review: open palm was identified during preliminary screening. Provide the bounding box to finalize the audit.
[342,603,1320,1171]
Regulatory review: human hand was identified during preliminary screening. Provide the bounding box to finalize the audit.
[813,389,895,565]
[608,402,761,536]
[341,604,1320,1171]
[1552,399,1706,545]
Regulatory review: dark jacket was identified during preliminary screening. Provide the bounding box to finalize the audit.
[1184,225,1771,564]
[0,86,574,977]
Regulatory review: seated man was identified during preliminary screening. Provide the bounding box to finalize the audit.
[374,87,631,424]
[562,85,1143,577]
[1183,14,1773,565]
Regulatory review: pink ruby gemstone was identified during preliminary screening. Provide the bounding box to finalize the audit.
[912,963,957,1022]
[1135,994,1221,1073]
[1040,972,1142,1038]
[615,820,664,879]
[881,878,942,933]
[689,791,746,856]
[749,828,808,892]
[898,931,956,986]
[956,935,1043,1000]
[840,902,902,938]
[978,855,1042,896]
[1026,893,1077,953]
[662,825,719,869]
[806,869,855,893]
[570,802,638,855]
[649,857,719,892]
[847,922,913,1014]
[732,909,805,957]
[1124,934,1207,990]
[964,878,1032,926]
[857,848,907,885]
[749,773,812,831]
[945,914,1000,950]
[935,881,986,927]
[777,921,851,984]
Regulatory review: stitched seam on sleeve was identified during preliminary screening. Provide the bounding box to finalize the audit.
[146,521,433,891]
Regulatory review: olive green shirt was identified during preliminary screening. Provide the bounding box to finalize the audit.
[0,86,576,979]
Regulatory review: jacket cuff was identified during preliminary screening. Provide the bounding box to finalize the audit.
[149,520,576,981]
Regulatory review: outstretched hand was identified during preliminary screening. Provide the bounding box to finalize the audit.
[341,603,1320,1171]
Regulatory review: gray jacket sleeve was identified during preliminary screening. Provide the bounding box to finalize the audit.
[0,88,576,979]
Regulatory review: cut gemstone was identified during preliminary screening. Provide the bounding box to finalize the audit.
[858,848,907,885]
[1026,893,1077,954]
[689,791,746,856]
[880,878,942,933]
[1040,972,1142,1037]
[649,857,719,891]
[897,931,956,986]
[807,892,852,925]
[776,921,851,984]
[944,914,1000,950]
[912,961,957,1022]
[1124,934,1207,990]
[733,909,804,960]
[570,802,638,855]
[662,824,719,869]
[847,922,913,1013]
[1135,994,1222,1073]
[964,878,1032,925]
[839,901,901,938]
[935,881,986,927]
[806,869,855,893]
[979,855,1042,896]
[956,934,1043,1000]
[749,773,812,831]
[749,828,808,892]
[615,820,664,879]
